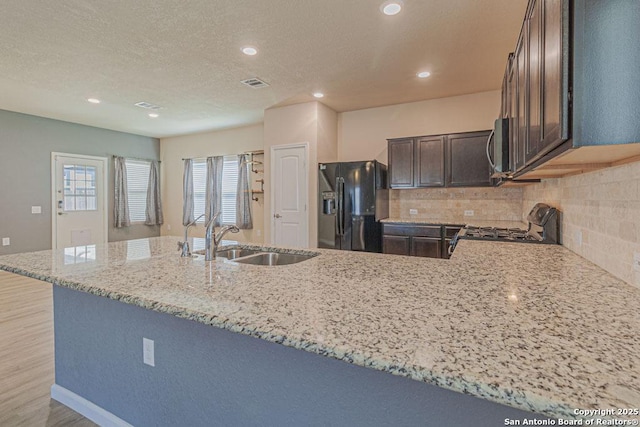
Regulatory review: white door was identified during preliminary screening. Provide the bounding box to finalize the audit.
[271,144,308,248]
[52,153,108,249]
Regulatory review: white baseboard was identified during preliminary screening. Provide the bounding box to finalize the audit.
[51,384,133,427]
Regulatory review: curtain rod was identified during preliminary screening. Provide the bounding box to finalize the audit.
[181,151,260,161]
[111,155,161,163]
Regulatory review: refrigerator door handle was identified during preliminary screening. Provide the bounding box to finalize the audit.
[336,177,345,236]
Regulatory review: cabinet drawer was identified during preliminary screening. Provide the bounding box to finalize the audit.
[383,224,441,238]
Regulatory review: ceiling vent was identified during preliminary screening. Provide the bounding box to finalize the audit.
[134,101,162,110]
[240,78,270,89]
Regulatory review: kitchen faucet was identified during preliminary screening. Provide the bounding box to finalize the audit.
[205,212,240,261]
[178,214,204,257]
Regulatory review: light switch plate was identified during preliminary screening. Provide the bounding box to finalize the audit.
[409,209,418,215]
[464,210,474,217]
[31,206,42,214]
[634,252,640,272]
[2,238,9,246]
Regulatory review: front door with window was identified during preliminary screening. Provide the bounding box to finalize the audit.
[52,153,107,249]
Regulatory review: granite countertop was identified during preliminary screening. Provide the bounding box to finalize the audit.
[382,217,529,229]
[1,236,639,420]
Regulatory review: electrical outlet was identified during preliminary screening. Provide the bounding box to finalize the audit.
[31,206,42,214]
[464,210,474,217]
[143,338,155,367]
[634,252,640,272]
[2,238,9,246]
[409,209,418,215]
[574,230,583,246]
[166,224,171,231]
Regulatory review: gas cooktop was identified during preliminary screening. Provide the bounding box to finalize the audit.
[448,203,561,256]
[461,226,541,242]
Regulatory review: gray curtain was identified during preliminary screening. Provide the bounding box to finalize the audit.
[145,160,164,226]
[205,156,224,226]
[114,156,130,228]
[182,159,194,226]
[236,154,253,229]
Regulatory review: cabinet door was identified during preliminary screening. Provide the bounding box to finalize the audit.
[383,235,411,256]
[540,0,569,155]
[388,139,414,188]
[526,0,542,164]
[508,53,519,173]
[515,27,528,172]
[447,131,493,187]
[415,136,445,187]
[411,237,442,258]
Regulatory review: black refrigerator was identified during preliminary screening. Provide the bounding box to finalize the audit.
[318,161,389,252]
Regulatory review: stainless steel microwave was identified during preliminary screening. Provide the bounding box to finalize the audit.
[487,118,510,177]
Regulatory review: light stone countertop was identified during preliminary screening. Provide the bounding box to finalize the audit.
[1,236,639,420]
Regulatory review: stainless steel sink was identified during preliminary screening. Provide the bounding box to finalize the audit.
[231,252,316,266]
[192,248,260,259]
[215,249,261,259]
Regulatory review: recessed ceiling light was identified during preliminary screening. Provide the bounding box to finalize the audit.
[313,92,324,98]
[242,46,258,56]
[87,98,101,104]
[417,71,431,78]
[148,113,159,118]
[381,1,403,16]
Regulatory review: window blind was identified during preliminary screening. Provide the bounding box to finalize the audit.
[193,160,207,222]
[125,159,151,223]
[221,156,239,224]
[192,156,239,224]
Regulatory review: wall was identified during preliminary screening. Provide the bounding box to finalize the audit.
[160,124,264,244]
[523,160,640,288]
[338,90,509,221]
[0,109,160,255]
[390,187,524,224]
[263,102,338,247]
[337,90,501,163]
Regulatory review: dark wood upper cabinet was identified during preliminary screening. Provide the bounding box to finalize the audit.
[507,54,519,173]
[526,0,542,163]
[388,130,492,189]
[447,131,493,187]
[388,138,414,188]
[540,0,569,156]
[515,27,528,172]
[415,136,445,187]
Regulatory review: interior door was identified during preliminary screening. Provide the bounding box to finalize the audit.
[53,153,107,249]
[272,144,308,248]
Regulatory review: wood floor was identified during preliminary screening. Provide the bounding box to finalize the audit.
[0,270,96,427]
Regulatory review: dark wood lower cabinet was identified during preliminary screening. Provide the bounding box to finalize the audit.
[382,223,463,259]
[411,237,441,258]
[382,235,411,256]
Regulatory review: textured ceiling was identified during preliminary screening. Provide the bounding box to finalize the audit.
[0,0,527,138]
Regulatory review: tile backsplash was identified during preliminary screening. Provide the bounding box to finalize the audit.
[523,160,640,288]
[390,187,524,224]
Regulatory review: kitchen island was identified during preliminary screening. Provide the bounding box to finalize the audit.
[1,236,639,426]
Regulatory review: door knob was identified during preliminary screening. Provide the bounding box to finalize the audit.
[274,213,282,218]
